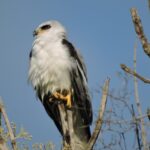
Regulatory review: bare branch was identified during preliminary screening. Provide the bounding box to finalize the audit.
[130,8,150,57]
[87,78,110,150]
[131,105,141,150]
[0,108,9,150]
[120,64,150,84]
[58,102,89,150]
[133,44,148,149]
[0,98,17,150]
[0,140,9,150]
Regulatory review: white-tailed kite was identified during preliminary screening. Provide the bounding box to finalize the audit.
[28,20,93,145]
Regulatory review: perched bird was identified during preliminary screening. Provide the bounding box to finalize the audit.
[28,20,93,147]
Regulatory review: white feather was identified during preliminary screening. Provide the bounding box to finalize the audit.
[28,21,75,96]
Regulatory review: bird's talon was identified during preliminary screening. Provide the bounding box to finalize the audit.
[53,91,72,108]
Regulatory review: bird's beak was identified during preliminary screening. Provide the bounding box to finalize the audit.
[33,30,38,37]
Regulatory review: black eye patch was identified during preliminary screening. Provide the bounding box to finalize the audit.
[41,24,51,30]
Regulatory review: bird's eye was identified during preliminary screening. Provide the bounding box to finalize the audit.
[41,25,51,30]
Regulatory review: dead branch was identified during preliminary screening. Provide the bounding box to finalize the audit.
[130,8,150,57]
[58,101,90,150]
[133,44,147,149]
[0,98,17,150]
[57,104,71,150]
[87,78,110,150]
[131,105,141,150]
[0,140,9,150]
[0,109,9,150]
[120,64,150,84]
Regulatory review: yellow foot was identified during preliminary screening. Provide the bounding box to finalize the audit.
[53,91,72,108]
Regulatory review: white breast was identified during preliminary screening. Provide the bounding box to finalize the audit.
[28,38,74,96]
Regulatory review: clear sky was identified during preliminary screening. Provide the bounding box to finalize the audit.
[0,0,150,149]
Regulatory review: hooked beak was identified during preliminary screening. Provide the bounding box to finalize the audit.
[33,30,38,37]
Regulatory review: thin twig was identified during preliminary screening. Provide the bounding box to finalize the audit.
[133,44,147,149]
[103,113,149,125]
[87,78,110,150]
[0,98,17,150]
[121,132,127,150]
[120,64,150,84]
[130,8,150,57]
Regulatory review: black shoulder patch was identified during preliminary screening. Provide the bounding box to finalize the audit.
[62,38,86,79]
[62,39,77,57]
[29,50,32,58]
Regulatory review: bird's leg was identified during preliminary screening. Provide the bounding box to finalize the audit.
[53,90,72,108]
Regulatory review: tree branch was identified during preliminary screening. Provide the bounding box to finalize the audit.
[120,64,150,84]
[58,102,89,150]
[0,107,9,150]
[130,8,150,57]
[133,45,148,150]
[0,140,9,150]
[87,78,110,150]
[0,98,17,150]
[131,105,141,150]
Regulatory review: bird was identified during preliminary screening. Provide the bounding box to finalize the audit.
[28,20,93,145]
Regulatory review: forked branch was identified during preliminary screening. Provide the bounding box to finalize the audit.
[87,78,110,150]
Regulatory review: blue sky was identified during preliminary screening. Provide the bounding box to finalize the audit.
[0,0,150,149]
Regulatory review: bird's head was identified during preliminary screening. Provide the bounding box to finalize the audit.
[33,20,66,40]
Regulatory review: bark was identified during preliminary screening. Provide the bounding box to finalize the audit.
[0,136,9,150]
[59,103,89,150]
[59,79,110,150]
[0,98,17,150]
[120,64,150,84]
[131,8,150,57]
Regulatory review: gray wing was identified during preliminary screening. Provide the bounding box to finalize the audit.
[62,39,93,125]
